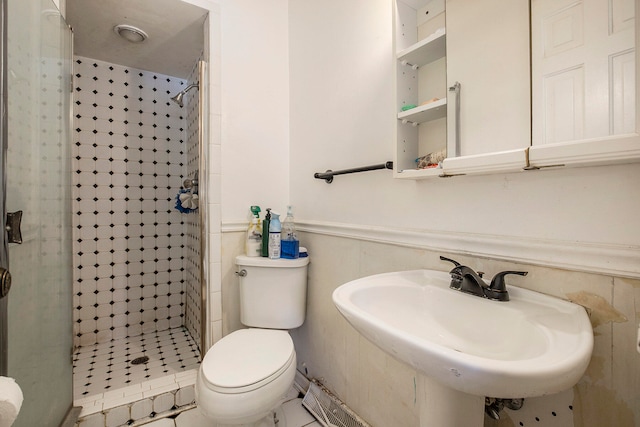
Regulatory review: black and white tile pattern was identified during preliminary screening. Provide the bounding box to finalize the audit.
[183,58,202,352]
[72,56,190,347]
[73,327,200,399]
[75,385,323,427]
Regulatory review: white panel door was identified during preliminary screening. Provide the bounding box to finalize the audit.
[532,0,636,145]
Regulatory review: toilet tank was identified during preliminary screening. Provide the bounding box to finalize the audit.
[235,255,310,329]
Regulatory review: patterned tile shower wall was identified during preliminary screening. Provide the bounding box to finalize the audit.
[183,57,202,351]
[72,56,188,348]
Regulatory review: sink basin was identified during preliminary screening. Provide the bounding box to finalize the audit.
[333,269,593,398]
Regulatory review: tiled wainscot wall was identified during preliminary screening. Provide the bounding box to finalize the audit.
[220,230,640,427]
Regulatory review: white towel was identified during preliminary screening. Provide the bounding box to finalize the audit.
[0,377,23,427]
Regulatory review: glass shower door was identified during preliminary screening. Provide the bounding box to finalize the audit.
[1,0,73,425]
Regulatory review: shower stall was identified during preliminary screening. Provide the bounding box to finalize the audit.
[66,0,211,421]
[70,56,205,395]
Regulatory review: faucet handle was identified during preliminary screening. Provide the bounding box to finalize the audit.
[490,271,528,291]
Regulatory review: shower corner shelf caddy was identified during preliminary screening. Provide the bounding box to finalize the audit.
[394,5,449,180]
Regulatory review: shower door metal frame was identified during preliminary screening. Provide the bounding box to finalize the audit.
[0,0,9,377]
[198,60,208,355]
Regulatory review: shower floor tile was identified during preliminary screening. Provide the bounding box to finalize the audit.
[73,327,200,400]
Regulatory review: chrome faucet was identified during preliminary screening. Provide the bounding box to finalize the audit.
[440,256,527,301]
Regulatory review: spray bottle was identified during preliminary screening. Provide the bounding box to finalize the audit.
[281,205,299,259]
[245,206,262,257]
[268,211,281,259]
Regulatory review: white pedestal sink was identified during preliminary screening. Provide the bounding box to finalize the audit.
[332,269,593,427]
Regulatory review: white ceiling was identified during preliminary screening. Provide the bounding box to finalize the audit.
[67,0,207,79]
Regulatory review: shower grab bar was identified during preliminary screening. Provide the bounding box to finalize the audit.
[314,161,393,184]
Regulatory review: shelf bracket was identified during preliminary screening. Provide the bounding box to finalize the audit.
[400,60,419,70]
[401,119,419,127]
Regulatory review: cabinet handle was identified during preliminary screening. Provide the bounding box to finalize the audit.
[448,82,461,157]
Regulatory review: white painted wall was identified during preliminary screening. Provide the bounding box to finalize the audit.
[288,0,640,249]
[218,0,290,222]
[212,0,640,247]
[213,2,640,425]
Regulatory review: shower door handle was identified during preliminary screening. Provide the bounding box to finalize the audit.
[0,268,11,299]
[5,211,22,244]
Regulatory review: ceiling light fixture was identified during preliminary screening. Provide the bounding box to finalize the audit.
[113,24,148,43]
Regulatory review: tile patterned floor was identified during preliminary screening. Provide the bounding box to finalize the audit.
[73,327,200,400]
[74,329,323,427]
[153,392,322,427]
[74,368,198,419]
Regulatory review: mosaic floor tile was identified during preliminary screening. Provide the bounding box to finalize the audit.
[73,327,200,400]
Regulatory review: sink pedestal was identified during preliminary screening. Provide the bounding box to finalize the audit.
[418,374,484,427]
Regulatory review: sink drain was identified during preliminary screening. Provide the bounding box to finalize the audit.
[131,356,149,365]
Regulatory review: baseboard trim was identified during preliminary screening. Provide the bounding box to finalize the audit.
[222,219,639,278]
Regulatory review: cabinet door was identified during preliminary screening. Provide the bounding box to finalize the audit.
[445,0,530,156]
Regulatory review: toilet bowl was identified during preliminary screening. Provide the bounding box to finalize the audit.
[196,329,297,425]
[196,255,309,426]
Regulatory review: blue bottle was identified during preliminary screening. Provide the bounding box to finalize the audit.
[281,205,299,259]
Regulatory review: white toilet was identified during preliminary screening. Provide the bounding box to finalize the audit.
[196,255,310,427]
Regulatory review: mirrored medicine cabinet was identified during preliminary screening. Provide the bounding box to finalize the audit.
[393,0,639,179]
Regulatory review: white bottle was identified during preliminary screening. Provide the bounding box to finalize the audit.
[268,212,281,259]
[245,206,262,257]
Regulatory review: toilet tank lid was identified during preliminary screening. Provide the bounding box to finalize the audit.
[236,255,309,268]
[201,329,294,390]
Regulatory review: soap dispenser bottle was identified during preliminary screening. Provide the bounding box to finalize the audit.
[268,212,281,259]
[245,206,262,257]
[261,208,271,257]
[281,205,299,259]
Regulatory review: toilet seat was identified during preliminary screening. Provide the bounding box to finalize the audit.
[201,328,295,394]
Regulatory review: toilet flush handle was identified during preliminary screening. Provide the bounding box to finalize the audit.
[235,269,247,277]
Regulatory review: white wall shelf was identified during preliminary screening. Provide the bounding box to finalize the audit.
[394,0,448,179]
[396,28,446,67]
[398,98,447,124]
[395,166,444,179]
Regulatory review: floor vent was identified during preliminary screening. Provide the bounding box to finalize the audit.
[302,380,371,427]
